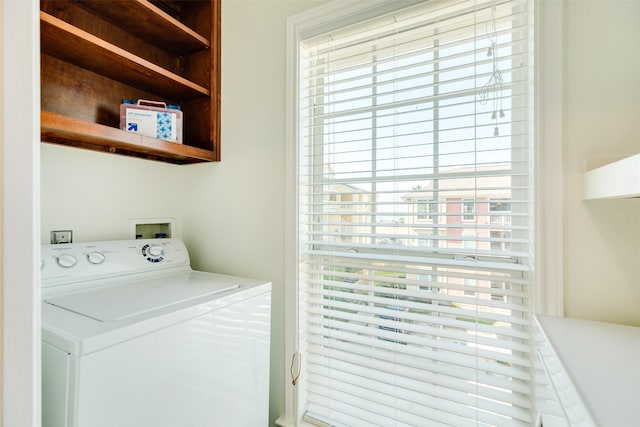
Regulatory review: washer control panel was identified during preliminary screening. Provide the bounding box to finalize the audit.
[41,238,190,289]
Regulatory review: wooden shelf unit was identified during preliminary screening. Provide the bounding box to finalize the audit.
[40,0,220,164]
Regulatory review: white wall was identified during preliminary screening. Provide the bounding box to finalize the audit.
[563,0,640,326]
[41,144,184,243]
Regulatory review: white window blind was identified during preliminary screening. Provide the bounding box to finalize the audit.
[295,0,533,426]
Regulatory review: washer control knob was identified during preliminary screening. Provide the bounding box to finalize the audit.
[141,244,165,263]
[87,251,106,265]
[148,245,164,257]
[57,254,77,268]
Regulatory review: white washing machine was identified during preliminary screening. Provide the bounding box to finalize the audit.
[41,238,271,427]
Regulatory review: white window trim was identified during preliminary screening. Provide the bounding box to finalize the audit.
[534,0,564,318]
[279,1,564,425]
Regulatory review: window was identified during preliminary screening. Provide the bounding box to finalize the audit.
[288,0,534,425]
[417,198,437,220]
[418,273,440,292]
[463,278,477,297]
[462,199,476,221]
[490,199,512,213]
[416,199,429,219]
[490,198,512,225]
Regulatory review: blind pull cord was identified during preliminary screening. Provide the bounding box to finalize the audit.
[290,352,302,386]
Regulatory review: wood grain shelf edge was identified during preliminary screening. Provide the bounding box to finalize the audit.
[41,111,215,164]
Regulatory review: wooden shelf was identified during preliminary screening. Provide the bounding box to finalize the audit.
[40,0,220,164]
[41,12,208,101]
[42,111,215,164]
[77,0,210,54]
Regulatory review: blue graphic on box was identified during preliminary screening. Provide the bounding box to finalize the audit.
[157,112,173,139]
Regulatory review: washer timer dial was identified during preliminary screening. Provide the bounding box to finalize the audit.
[142,244,165,263]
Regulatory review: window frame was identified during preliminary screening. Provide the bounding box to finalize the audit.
[279,1,565,426]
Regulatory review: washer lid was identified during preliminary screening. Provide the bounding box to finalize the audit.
[43,273,239,322]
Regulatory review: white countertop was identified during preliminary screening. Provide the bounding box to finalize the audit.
[534,315,640,427]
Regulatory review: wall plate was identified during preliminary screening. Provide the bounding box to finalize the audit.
[129,218,176,239]
[51,230,73,244]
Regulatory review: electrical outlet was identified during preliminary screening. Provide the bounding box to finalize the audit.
[51,230,73,244]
